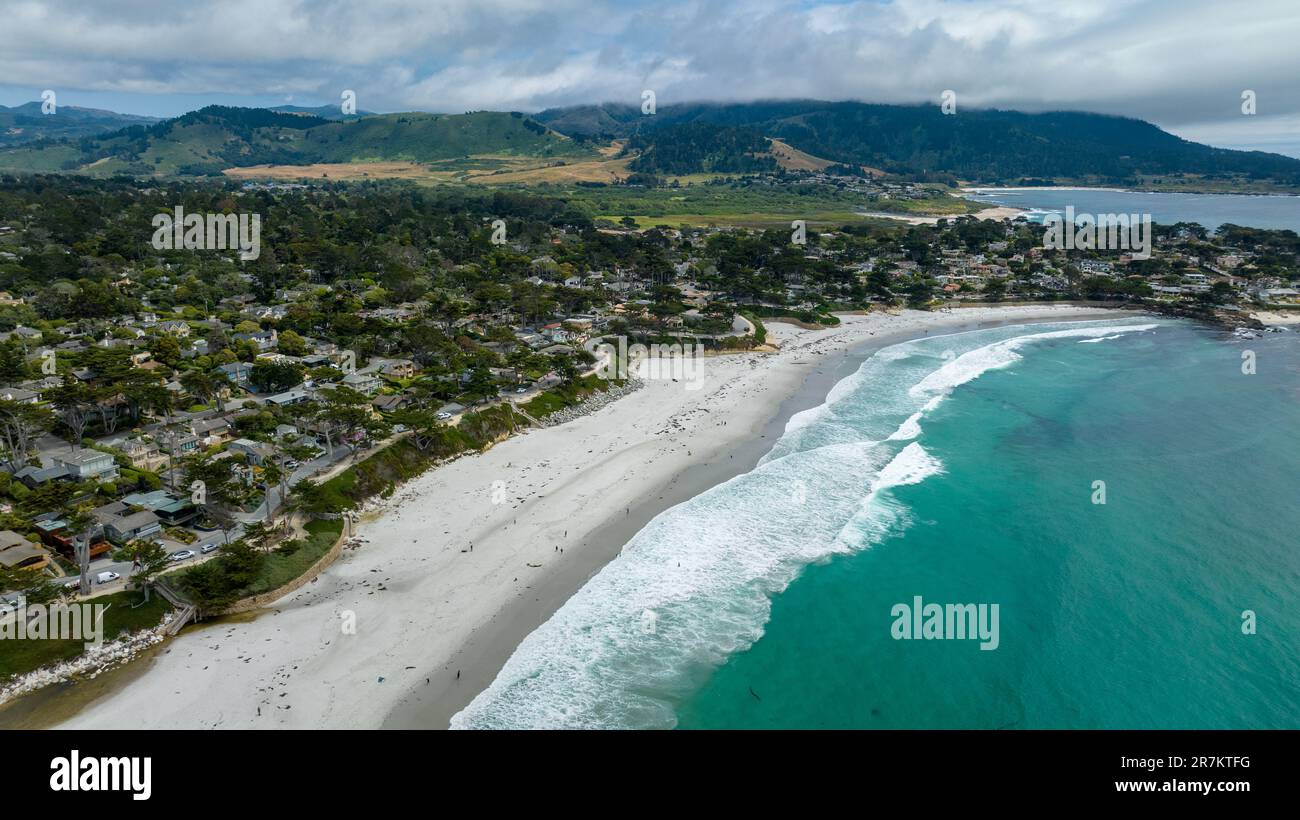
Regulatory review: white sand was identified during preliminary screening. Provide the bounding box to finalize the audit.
[1251,310,1300,326]
[859,206,1025,225]
[54,305,1120,729]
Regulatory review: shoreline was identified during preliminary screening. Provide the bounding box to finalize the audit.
[961,185,1300,197]
[383,305,1127,728]
[858,205,1023,225]
[14,305,1128,731]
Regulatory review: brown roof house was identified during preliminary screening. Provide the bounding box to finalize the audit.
[0,530,52,571]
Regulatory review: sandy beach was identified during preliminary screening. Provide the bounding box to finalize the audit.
[860,206,1025,225]
[28,304,1124,730]
[1251,309,1300,325]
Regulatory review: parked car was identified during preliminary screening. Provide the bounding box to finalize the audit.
[515,386,528,394]
[283,459,300,470]
[200,543,220,555]
[436,411,452,421]
[61,578,83,591]
[169,549,196,562]
[95,571,120,584]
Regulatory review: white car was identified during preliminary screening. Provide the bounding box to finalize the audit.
[200,543,220,555]
[435,411,452,421]
[169,549,196,562]
[95,571,120,584]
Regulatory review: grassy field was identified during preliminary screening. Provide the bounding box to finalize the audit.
[224,161,438,181]
[239,518,344,597]
[0,591,172,683]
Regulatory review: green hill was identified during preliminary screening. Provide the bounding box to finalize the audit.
[0,102,159,147]
[0,106,591,176]
[536,100,1300,185]
[625,123,777,174]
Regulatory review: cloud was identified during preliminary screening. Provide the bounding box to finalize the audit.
[2,0,1297,153]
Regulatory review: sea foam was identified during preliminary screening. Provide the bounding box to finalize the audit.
[451,319,1160,729]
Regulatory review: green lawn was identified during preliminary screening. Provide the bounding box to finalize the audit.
[239,518,344,597]
[0,591,172,683]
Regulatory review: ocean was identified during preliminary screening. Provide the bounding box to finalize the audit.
[451,318,1300,729]
[966,188,1300,233]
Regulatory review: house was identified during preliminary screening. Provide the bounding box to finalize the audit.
[191,417,232,444]
[380,359,418,379]
[157,431,201,457]
[228,438,274,466]
[159,321,191,337]
[300,353,334,369]
[30,515,111,559]
[341,372,381,395]
[13,465,69,487]
[90,500,132,524]
[52,449,119,482]
[0,530,51,571]
[0,387,39,404]
[118,438,168,472]
[372,393,412,413]
[264,388,312,407]
[233,329,278,351]
[121,490,196,525]
[104,510,163,545]
[217,361,255,387]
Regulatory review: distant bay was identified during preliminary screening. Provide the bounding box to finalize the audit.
[964,187,1300,233]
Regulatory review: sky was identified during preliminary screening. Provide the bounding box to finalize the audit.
[1,0,1298,156]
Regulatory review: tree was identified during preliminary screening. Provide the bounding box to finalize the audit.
[120,539,169,603]
[62,505,99,595]
[0,562,59,607]
[50,377,94,449]
[0,399,53,472]
[276,329,308,357]
[178,538,265,611]
[260,457,290,526]
[185,453,250,544]
[983,277,1008,301]
[250,360,304,393]
[150,334,182,368]
[316,385,381,456]
[181,368,233,412]
[241,520,275,551]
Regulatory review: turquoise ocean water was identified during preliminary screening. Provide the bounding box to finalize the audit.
[452,318,1300,729]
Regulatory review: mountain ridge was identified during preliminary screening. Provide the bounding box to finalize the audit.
[0,99,1296,187]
